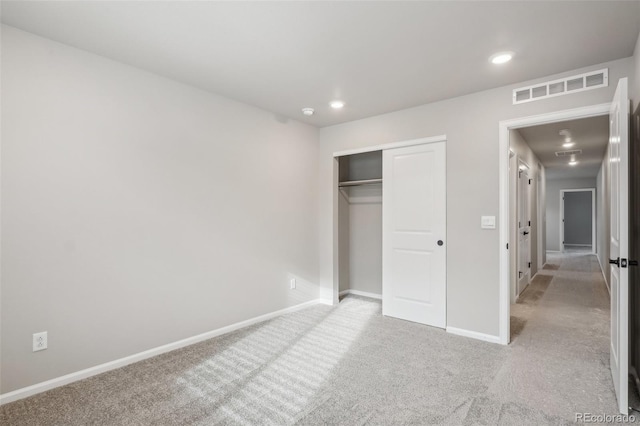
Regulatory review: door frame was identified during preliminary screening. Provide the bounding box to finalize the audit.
[332,134,447,305]
[537,163,545,271]
[509,149,517,303]
[559,188,596,254]
[498,103,610,345]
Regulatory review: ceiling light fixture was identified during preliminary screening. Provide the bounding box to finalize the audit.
[569,160,578,166]
[559,130,575,148]
[301,107,315,116]
[489,52,513,65]
[329,100,345,109]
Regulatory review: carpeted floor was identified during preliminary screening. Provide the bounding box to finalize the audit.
[0,253,622,425]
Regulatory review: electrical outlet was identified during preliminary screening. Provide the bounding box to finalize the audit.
[33,331,47,352]
[290,278,296,289]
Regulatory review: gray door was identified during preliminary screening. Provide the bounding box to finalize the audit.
[563,191,593,250]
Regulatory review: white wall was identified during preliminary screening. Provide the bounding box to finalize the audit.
[1,26,320,393]
[597,153,611,289]
[319,57,634,338]
[545,177,597,252]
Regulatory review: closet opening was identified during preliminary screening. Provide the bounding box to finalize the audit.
[332,136,447,327]
[337,150,383,302]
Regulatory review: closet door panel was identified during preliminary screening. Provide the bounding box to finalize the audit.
[383,141,446,328]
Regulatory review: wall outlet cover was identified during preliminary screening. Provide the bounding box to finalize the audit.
[33,331,48,352]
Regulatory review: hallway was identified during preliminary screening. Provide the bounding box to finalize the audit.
[505,252,617,417]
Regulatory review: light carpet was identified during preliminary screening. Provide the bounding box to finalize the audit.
[1,253,621,425]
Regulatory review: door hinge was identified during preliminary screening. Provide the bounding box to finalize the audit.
[528,179,532,184]
[506,243,509,250]
[519,221,521,227]
[528,220,531,226]
[519,271,523,278]
[528,262,531,268]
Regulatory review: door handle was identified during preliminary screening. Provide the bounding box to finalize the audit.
[523,231,529,236]
[437,240,444,246]
[609,258,620,266]
[630,260,638,266]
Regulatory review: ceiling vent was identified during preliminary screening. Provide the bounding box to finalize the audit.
[513,69,608,105]
[555,149,582,157]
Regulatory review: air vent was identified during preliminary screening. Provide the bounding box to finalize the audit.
[555,150,582,157]
[513,69,608,105]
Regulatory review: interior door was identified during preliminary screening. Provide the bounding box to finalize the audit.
[609,77,629,414]
[382,142,446,327]
[517,163,531,295]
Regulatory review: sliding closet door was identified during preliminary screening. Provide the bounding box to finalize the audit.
[382,142,446,328]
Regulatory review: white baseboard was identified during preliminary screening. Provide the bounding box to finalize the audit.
[596,253,611,295]
[339,289,382,300]
[446,326,502,345]
[0,298,329,405]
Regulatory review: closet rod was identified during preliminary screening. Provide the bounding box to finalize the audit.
[338,178,383,188]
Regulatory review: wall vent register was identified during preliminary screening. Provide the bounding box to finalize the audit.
[513,69,608,105]
[555,149,582,157]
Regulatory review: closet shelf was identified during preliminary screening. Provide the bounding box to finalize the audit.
[338,178,382,188]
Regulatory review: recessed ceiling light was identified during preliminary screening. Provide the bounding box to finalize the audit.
[329,100,345,109]
[301,107,314,116]
[563,142,575,148]
[489,52,513,65]
[569,161,578,166]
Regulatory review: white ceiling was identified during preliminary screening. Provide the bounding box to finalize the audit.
[2,1,639,127]
[517,115,609,180]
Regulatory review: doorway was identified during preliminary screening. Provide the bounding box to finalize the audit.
[499,78,631,414]
[517,160,531,297]
[499,102,610,345]
[560,188,596,254]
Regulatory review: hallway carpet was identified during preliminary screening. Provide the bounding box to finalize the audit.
[1,254,619,425]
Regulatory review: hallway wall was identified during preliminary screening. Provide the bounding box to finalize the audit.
[596,151,611,291]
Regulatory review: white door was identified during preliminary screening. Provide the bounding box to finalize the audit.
[517,163,531,295]
[609,78,630,414]
[382,142,446,327]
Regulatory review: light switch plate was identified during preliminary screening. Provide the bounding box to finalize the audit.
[481,216,496,229]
